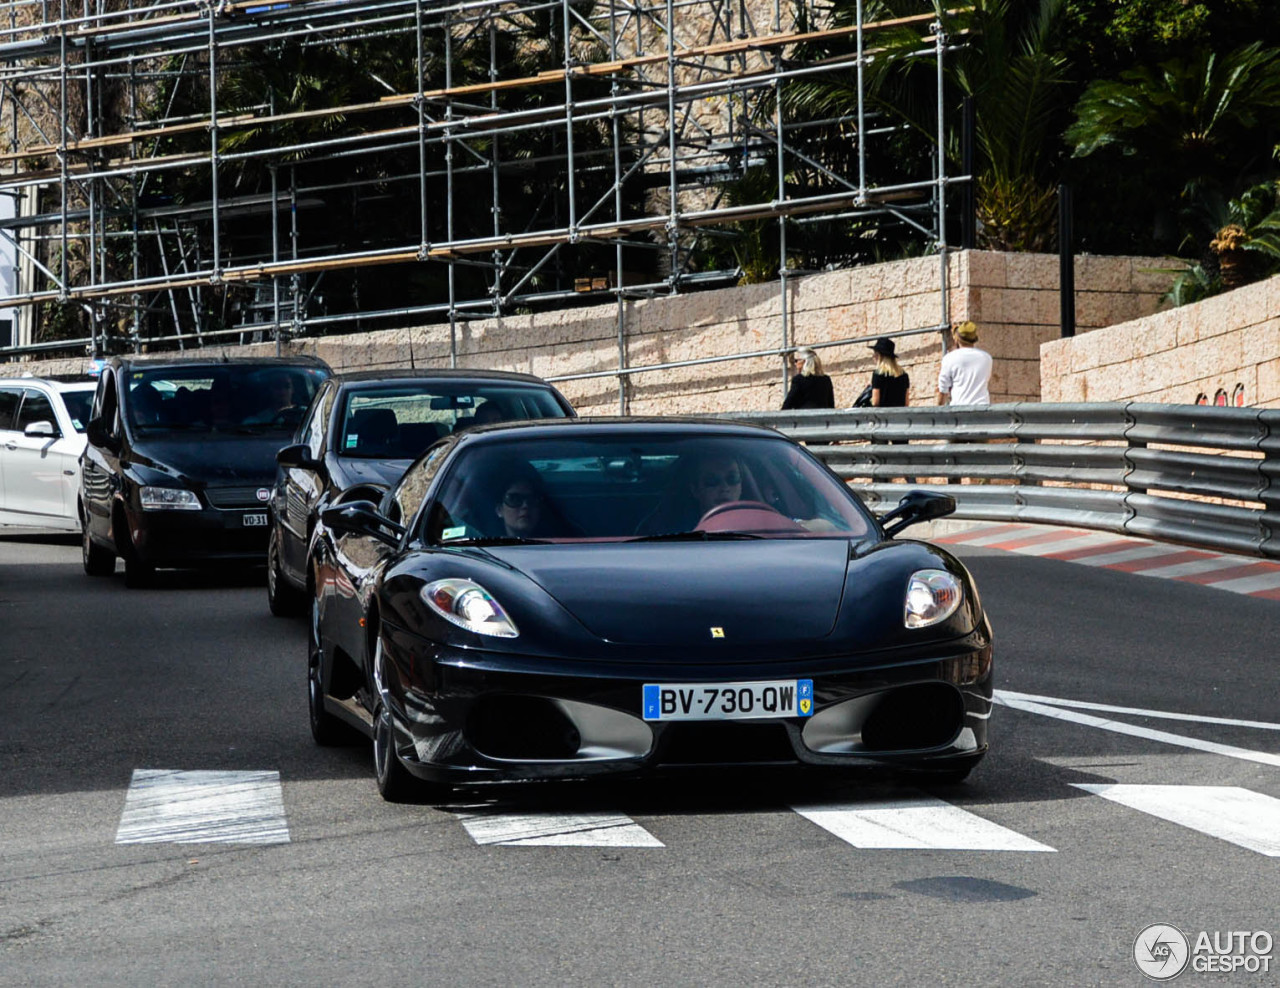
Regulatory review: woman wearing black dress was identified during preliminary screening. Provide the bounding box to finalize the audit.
[781,347,835,409]
[868,337,910,407]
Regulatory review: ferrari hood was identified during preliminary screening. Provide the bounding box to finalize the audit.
[486,540,853,644]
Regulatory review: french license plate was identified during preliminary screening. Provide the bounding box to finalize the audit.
[642,679,813,721]
[242,512,268,527]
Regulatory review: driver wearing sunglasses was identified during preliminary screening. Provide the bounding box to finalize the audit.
[690,455,743,518]
[495,476,548,538]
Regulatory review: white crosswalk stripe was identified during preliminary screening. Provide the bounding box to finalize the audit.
[116,769,290,845]
[454,809,664,847]
[108,769,1280,858]
[791,795,1055,851]
[1073,784,1280,857]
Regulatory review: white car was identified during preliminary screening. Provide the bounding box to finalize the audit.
[0,376,96,531]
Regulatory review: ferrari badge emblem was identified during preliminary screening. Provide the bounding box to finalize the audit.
[800,698,811,714]
[710,626,725,638]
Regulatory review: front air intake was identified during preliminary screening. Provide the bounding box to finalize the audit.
[860,683,965,752]
[465,695,582,760]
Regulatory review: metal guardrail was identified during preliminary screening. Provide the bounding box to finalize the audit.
[725,403,1280,560]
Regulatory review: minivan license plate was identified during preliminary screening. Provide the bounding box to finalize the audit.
[642,679,813,721]
[243,512,268,527]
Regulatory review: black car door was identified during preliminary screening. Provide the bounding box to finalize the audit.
[80,368,125,542]
[279,384,334,581]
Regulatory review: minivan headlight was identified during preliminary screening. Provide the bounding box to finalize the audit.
[140,486,201,511]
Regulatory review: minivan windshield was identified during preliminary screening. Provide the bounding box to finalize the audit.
[125,364,328,436]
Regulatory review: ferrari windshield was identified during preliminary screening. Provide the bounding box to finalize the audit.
[125,364,328,436]
[421,432,873,543]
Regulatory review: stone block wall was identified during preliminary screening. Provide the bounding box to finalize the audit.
[5,250,1176,414]
[1041,274,1280,408]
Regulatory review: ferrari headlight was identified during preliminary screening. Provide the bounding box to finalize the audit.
[422,578,519,638]
[139,486,201,510]
[904,569,962,628]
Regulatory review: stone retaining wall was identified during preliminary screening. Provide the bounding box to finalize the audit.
[5,250,1174,413]
[1041,274,1280,408]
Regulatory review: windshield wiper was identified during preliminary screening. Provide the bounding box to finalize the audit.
[628,530,763,542]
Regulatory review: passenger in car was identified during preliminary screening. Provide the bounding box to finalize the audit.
[130,382,166,425]
[492,464,578,539]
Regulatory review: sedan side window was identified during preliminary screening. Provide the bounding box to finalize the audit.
[0,387,20,431]
[16,390,59,436]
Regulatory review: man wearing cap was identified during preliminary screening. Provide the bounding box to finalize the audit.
[868,337,910,407]
[937,320,992,405]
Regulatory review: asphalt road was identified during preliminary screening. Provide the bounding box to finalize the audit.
[2,528,1279,986]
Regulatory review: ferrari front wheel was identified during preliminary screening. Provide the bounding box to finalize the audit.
[373,703,421,803]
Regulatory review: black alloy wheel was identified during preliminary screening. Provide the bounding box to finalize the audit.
[267,525,306,617]
[81,515,115,576]
[373,703,421,803]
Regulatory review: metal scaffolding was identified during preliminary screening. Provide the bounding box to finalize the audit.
[0,0,958,382]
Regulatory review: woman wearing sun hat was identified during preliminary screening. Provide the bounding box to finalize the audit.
[867,337,910,407]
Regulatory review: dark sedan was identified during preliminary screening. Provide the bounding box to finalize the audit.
[267,368,575,615]
[80,355,330,586]
[308,418,992,802]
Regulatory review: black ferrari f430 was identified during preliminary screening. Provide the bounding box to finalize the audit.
[309,418,992,801]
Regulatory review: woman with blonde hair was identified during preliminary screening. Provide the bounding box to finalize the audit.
[868,337,910,407]
[781,347,835,409]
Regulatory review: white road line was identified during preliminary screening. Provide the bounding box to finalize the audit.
[1136,556,1257,579]
[116,769,290,845]
[1010,534,1126,556]
[1069,545,1186,567]
[791,796,1055,851]
[994,690,1280,731]
[455,810,664,847]
[996,697,1280,769]
[947,528,1052,547]
[1074,785,1280,856]
[1203,570,1280,594]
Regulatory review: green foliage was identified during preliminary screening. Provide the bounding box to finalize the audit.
[1162,179,1280,305]
[1065,43,1280,172]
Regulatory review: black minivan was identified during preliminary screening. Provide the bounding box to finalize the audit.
[80,355,331,586]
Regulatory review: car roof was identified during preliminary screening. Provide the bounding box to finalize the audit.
[330,368,559,388]
[109,355,330,372]
[457,416,783,441]
[0,376,96,391]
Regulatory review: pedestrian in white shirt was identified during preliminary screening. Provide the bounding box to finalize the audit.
[936,320,992,405]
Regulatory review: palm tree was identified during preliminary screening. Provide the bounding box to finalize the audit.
[783,0,1072,252]
[1164,179,1280,304]
[1066,43,1280,202]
